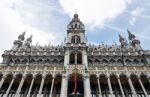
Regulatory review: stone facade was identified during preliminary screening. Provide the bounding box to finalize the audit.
[0,14,150,97]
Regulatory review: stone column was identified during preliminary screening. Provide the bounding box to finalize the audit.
[64,51,70,65]
[27,75,35,97]
[107,77,114,97]
[75,53,77,64]
[82,50,88,66]
[96,75,102,97]
[0,75,6,89]
[60,74,68,97]
[128,77,137,97]
[15,75,26,97]
[49,74,55,97]
[138,77,147,96]
[38,74,46,97]
[4,75,16,97]
[117,77,125,97]
[84,73,91,97]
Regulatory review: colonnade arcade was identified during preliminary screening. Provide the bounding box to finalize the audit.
[90,74,150,97]
[0,72,150,97]
[0,73,62,97]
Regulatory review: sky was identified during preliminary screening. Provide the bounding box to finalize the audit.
[0,0,150,62]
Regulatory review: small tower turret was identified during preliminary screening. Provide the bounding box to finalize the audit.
[24,35,32,48]
[119,34,128,48]
[127,30,142,50]
[12,32,25,50]
[66,14,86,44]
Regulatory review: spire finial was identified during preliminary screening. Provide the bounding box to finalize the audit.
[75,9,77,14]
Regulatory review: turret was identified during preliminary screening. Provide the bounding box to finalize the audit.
[24,35,32,48]
[12,32,25,50]
[127,30,142,50]
[119,34,128,48]
[66,14,86,44]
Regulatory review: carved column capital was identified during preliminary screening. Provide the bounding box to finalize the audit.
[96,74,99,79]
[62,74,68,79]
[22,74,27,79]
[83,73,89,79]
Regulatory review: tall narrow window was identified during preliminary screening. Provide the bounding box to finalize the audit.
[71,35,81,44]
[77,53,82,64]
[70,53,75,64]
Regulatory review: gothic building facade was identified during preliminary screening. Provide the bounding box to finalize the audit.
[0,14,150,97]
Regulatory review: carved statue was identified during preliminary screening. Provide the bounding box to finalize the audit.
[18,31,26,41]
[24,35,32,48]
[127,29,135,40]
[119,34,128,48]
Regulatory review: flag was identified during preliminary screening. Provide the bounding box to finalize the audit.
[73,65,77,96]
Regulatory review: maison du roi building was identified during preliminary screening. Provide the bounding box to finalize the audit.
[0,14,150,97]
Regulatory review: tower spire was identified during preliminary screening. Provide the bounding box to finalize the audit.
[75,9,77,14]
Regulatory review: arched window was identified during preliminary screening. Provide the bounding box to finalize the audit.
[77,53,82,64]
[70,53,75,64]
[71,35,81,43]
[75,24,77,28]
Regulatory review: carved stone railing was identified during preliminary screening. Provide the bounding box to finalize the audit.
[0,64,149,76]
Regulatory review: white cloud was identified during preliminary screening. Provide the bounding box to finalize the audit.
[129,17,136,26]
[0,0,61,62]
[131,7,144,16]
[59,0,132,28]
[128,7,144,26]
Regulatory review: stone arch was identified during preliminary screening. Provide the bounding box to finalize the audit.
[0,73,14,95]
[130,74,145,96]
[30,74,42,97]
[90,74,99,96]
[52,59,58,64]
[44,59,51,64]
[9,74,23,95]
[42,74,53,96]
[15,59,21,64]
[30,59,35,63]
[88,59,93,65]
[133,59,139,64]
[68,73,84,96]
[102,59,108,64]
[20,74,33,97]
[0,73,3,81]
[22,58,28,64]
[125,59,131,63]
[140,73,150,94]
[119,74,133,96]
[59,59,64,65]
[109,59,116,64]
[110,74,123,96]
[99,74,109,97]
[117,59,122,63]
[125,59,132,65]
[53,74,62,97]
[37,58,43,64]
[95,59,100,63]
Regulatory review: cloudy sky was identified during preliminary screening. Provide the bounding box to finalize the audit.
[0,0,150,62]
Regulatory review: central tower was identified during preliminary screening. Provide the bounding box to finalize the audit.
[64,14,88,66]
[61,14,91,97]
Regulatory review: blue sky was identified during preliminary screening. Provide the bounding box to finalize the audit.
[0,0,150,61]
